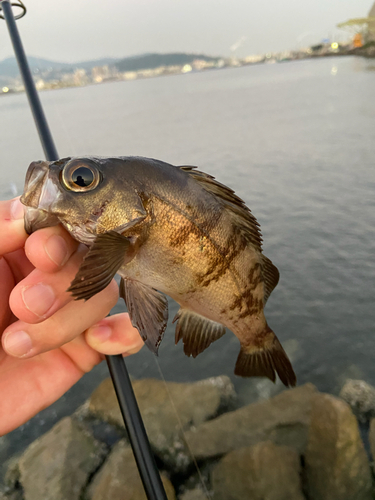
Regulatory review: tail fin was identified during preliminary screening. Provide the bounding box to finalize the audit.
[234,329,296,387]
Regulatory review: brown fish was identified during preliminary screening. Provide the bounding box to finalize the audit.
[21,156,296,387]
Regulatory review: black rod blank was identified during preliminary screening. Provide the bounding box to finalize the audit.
[106,354,168,499]
[1,2,167,498]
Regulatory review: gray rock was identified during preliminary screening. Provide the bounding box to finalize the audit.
[305,393,373,500]
[369,418,375,463]
[0,492,23,500]
[18,417,107,500]
[4,455,20,490]
[195,376,236,411]
[339,379,375,422]
[179,488,209,500]
[88,376,235,469]
[87,440,175,500]
[211,441,304,500]
[335,364,365,395]
[2,457,22,500]
[177,463,211,498]
[183,383,317,460]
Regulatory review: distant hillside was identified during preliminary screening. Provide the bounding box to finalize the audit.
[0,53,219,80]
[0,56,121,79]
[0,52,221,87]
[114,53,220,72]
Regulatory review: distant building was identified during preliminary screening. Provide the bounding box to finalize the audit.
[74,69,89,86]
[192,59,215,70]
[35,79,45,91]
[122,71,137,80]
[91,65,118,83]
[92,65,109,83]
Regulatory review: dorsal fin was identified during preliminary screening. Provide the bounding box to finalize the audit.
[261,255,280,304]
[179,166,263,251]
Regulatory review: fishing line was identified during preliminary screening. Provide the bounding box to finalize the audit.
[2,2,213,497]
[45,50,213,500]
[0,2,167,499]
[154,357,212,500]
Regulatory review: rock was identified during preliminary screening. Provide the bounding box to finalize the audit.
[183,383,317,460]
[4,455,21,490]
[179,488,208,500]
[195,376,237,412]
[369,418,375,463]
[2,456,22,500]
[87,440,175,500]
[18,417,107,500]
[211,441,304,500]
[339,379,375,422]
[177,463,211,498]
[305,393,373,500]
[0,492,23,500]
[88,376,235,469]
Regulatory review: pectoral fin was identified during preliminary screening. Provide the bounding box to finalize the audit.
[173,309,226,358]
[68,231,131,301]
[120,278,168,355]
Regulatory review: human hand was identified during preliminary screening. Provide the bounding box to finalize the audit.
[0,198,144,435]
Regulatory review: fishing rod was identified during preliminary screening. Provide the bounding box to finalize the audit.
[0,2,168,498]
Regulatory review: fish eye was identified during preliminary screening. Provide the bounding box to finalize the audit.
[72,167,94,187]
[62,160,101,192]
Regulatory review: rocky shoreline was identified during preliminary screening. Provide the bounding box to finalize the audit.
[2,376,375,500]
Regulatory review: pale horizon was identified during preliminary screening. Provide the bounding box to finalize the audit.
[0,0,373,64]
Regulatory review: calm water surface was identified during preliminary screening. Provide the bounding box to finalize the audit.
[0,56,374,473]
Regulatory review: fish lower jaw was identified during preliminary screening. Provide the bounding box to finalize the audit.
[23,207,59,235]
[61,221,97,246]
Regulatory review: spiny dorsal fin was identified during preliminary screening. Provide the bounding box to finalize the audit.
[179,166,263,251]
[173,308,226,358]
[261,255,280,304]
[120,278,168,355]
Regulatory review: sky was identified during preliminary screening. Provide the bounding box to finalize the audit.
[0,0,373,63]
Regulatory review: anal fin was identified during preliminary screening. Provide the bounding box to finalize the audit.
[120,278,168,355]
[173,309,226,358]
[235,327,296,387]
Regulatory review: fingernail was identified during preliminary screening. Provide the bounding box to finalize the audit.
[45,234,69,267]
[10,198,24,221]
[21,283,55,318]
[89,325,112,342]
[4,330,33,357]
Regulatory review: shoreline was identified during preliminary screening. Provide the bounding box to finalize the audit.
[1,49,374,98]
[2,375,375,499]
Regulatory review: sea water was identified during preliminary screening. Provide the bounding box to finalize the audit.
[0,56,374,473]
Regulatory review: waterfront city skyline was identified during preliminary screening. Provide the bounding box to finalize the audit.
[0,0,373,63]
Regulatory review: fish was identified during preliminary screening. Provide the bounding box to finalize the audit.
[21,156,296,387]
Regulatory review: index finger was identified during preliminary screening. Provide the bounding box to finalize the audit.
[0,198,27,255]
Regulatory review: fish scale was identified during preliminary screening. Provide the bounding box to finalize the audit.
[21,155,296,387]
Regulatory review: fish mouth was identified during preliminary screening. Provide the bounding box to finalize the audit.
[23,207,59,235]
[21,160,60,234]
